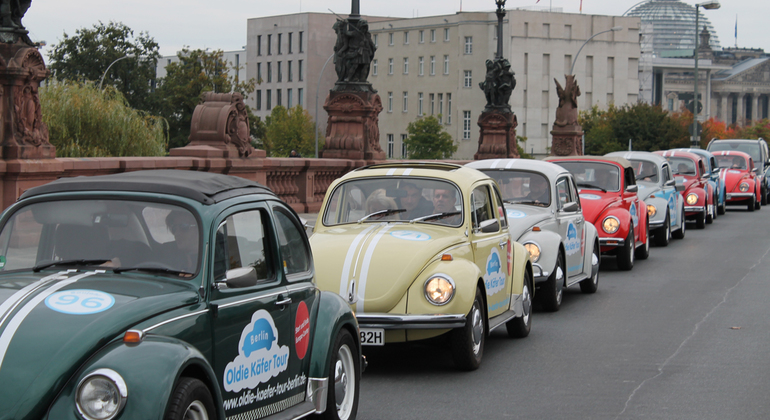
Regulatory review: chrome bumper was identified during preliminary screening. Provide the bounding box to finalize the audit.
[532,263,549,280]
[599,237,625,247]
[356,313,466,329]
[726,193,754,200]
[684,205,705,212]
[648,219,665,228]
[307,377,328,414]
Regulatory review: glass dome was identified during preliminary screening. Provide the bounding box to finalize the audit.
[626,0,721,54]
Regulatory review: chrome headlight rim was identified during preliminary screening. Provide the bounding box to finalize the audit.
[522,241,541,263]
[686,193,698,205]
[739,182,750,192]
[76,368,128,420]
[646,204,657,217]
[424,274,456,306]
[602,216,620,234]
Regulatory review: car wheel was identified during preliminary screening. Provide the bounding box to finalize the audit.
[635,220,650,260]
[580,241,600,294]
[319,329,360,420]
[762,186,768,205]
[539,251,564,312]
[506,270,532,338]
[654,211,670,247]
[718,197,726,215]
[616,230,635,271]
[672,209,686,239]
[695,206,706,229]
[748,195,756,212]
[164,378,215,420]
[756,194,762,210]
[712,193,718,220]
[451,287,485,371]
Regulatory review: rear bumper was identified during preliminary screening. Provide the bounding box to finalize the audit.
[356,313,466,329]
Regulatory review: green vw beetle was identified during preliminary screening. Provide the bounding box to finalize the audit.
[0,170,361,420]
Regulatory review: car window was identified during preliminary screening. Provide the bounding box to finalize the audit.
[491,186,508,229]
[480,170,551,207]
[568,176,581,210]
[272,206,311,278]
[715,155,747,170]
[555,177,571,209]
[557,162,620,192]
[662,164,672,182]
[668,157,697,175]
[630,159,658,183]
[214,210,273,283]
[471,185,496,231]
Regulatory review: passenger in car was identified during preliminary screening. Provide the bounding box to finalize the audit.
[165,210,200,274]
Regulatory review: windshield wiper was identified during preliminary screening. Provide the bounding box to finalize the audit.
[113,266,192,276]
[412,211,461,222]
[358,208,406,223]
[577,182,607,192]
[33,259,112,272]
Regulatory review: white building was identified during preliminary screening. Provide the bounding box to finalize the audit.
[155,49,247,87]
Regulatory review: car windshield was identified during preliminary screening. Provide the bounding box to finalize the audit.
[554,162,620,192]
[709,142,761,162]
[667,157,697,176]
[629,159,659,183]
[0,199,200,276]
[322,177,463,226]
[480,170,551,207]
[716,155,749,170]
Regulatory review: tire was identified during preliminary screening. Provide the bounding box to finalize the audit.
[706,200,714,224]
[506,270,532,338]
[616,230,635,271]
[635,220,650,260]
[756,193,762,210]
[672,209,686,240]
[319,329,360,420]
[695,206,706,229]
[748,195,756,212]
[654,211,670,247]
[539,251,564,312]
[451,287,485,370]
[580,241,600,294]
[762,186,768,205]
[164,378,215,420]
[718,196,726,215]
[712,193,718,220]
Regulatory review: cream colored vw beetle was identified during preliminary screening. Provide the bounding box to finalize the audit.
[310,163,533,370]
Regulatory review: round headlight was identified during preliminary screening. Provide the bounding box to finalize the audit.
[425,275,455,305]
[76,369,127,420]
[602,216,620,234]
[740,182,750,192]
[646,204,657,217]
[686,193,698,205]
[523,242,541,263]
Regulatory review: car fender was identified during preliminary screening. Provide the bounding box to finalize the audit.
[510,241,532,295]
[46,336,225,420]
[405,256,483,317]
[684,186,707,206]
[582,223,600,277]
[516,229,561,282]
[596,207,633,240]
[308,290,360,381]
[645,196,670,226]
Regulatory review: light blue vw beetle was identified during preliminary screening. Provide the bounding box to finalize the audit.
[467,159,600,313]
[671,148,726,216]
[606,152,686,246]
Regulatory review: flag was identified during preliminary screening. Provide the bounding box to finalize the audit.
[580,0,583,12]
[735,15,738,47]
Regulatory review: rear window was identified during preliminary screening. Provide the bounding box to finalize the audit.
[709,142,761,162]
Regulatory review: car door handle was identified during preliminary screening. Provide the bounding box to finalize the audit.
[499,239,508,249]
[275,296,292,306]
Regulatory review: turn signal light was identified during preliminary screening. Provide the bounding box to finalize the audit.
[532,227,541,232]
[441,254,453,261]
[123,330,144,344]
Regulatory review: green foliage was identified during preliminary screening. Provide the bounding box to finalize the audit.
[516,135,533,159]
[263,105,320,157]
[40,80,167,157]
[48,21,160,112]
[153,48,257,149]
[404,115,457,159]
[579,103,689,154]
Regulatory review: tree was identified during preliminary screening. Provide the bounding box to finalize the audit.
[263,105,320,157]
[40,80,167,157]
[403,115,457,159]
[153,48,256,149]
[48,21,160,112]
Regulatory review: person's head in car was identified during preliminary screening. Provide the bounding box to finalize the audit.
[166,210,199,272]
[432,188,457,213]
[732,156,745,169]
[594,167,614,189]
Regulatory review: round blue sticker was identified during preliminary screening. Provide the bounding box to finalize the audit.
[580,194,601,200]
[390,230,431,241]
[506,209,527,219]
[45,289,115,315]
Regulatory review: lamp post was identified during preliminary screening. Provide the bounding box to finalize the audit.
[314,53,335,158]
[99,55,134,90]
[495,0,506,60]
[569,26,623,76]
[692,0,720,148]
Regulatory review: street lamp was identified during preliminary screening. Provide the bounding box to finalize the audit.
[99,55,135,90]
[691,0,720,148]
[495,0,506,60]
[314,53,335,158]
[569,26,623,76]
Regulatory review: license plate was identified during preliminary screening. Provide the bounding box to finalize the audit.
[359,328,384,346]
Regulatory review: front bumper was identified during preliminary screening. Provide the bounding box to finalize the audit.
[648,219,665,229]
[726,192,754,201]
[356,313,466,329]
[599,237,625,248]
[684,205,705,213]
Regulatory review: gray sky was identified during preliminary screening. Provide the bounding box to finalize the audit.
[25,0,768,58]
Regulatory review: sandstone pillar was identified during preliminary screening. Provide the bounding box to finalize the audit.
[550,75,583,157]
[474,110,518,160]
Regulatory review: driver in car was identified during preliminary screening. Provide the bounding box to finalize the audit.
[524,176,550,205]
[431,188,461,224]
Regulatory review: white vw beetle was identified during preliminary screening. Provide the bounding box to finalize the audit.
[467,159,600,312]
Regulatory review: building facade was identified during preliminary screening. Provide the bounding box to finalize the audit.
[155,49,247,85]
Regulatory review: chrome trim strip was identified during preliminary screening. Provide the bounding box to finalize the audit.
[648,220,665,228]
[143,309,209,333]
[684,206,705,212]
[218,289,285,309]
[531,263,548,279]
[488,309,517,332]
[599,238,625,246]
[286,284,316,293]
[356,313,466,329]
[307,377,328,414]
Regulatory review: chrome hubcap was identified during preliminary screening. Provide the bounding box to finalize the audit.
[334,344,356,419]
[183,401,209,420]
[470,301,483,355]
[555,265,564,303]
[521,284,531,325]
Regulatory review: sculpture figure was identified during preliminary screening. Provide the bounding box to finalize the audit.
[554,75,581,127]
[333,18,376,84]
[479,58,516,111]
[0,0,31,30]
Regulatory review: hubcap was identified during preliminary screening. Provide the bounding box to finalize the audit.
[555,265,564,303]
[470,301,483,355]
[334,344,356,419]
[592,249,599,284]
[629,235,635,264]
[183,401,209,420]
[521,284,531,325]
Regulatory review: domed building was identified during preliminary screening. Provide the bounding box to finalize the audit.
[626,0,720,55]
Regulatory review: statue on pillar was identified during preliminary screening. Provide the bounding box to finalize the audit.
[333,18,376,85]
[550,75,584,156]
[479,58,516,112]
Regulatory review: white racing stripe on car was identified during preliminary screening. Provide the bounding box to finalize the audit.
[0,271,73,329]
[490,159,502,169]
[386,169,397,176]
[505,160,517,169]
[356,225,394,313]
[624,152,632,160]
[339,225,378,299]
[403,168,413,176]
[0,271,100,372]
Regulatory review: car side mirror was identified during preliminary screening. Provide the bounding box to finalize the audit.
[701,173,710,180]
[675,183,686,192]
[664,179,676,187]
[752,167,758,174]
[478,218,500,233]
[712,168,720,175]
[625,185,638,193]
[224,266,258,288]
[561,202,579,212]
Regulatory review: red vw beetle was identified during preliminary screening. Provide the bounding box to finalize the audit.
[546,156,649,271]
[654,150,715,228]
[713,150,762,211]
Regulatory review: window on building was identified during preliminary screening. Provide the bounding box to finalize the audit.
[447,93,452,124]
[267,62,272,83]
[256,90,261,110]
[464,70,472,88]
[389,33,394,45]
[373,59,378,76]
[543,54,550,75]
[299,32,304,52]
[298,88,303,106]
[419,30,424,43]
[403,91,408,112]
[277,61,282,82]
[524,53,528,75]
[257,35,262,56]
[388,92,393,112]
[401,134,408,158]
[463,111,471,139]
[374,34,378,47]
[418,92,423,115]
[668,97,674,111]
[403,57,409,74]
[430,56,435,75]
[564,25,572,40]
[608,57,615,78]
[288,32,293,53]
[387,134,394,158]
[444,28,450,41]
[444,55,449,74]
[267,34,272,55]
[267,90,272,110]
[277,33,282,54]
[464,36,473,54]
[438,93,443,123]
[543,23,550,38]
[298,60,303,81]
[404,31,409,44]
[287,89,293,108]
[586,56,593,76]
[388,58,394,75]
[430,29,436,42]
[276,89,282,107]
[524,22,529,37]
[257,62,262,82]
[430,93,435,115]
[417,56,424,76]
[564,55,572,75]
[288,61,293,81]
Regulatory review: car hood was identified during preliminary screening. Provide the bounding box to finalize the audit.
[504,205,553,240]
[720,168,753,191]
[635,182,662,201]
[311,223,465,313]
[675,175,700,193]
[577,191,621,223]
[0,270,200,420]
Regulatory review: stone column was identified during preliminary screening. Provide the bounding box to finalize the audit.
[736,93,745,126]
[720,94,728,122]
[475,111,518,160]
[751,94,759,124]
[705,70,712,120]
[321,90,385,160]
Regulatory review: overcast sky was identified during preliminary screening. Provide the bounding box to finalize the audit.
[24,0,769,58]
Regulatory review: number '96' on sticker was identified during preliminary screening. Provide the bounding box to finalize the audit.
[45,289,115,315]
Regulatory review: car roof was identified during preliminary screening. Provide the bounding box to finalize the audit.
[606,151,670,166]
[711,150,752,159]
[544,155,632,169]
[670,148,716,159]
[654,150,703,162]
[341,162,491,189]
[19,170,275,204]
[465,159,570,179]
[709,139,765,145]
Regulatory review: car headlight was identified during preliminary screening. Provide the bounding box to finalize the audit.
[76,369,127,420]
[424,275,455,305]
[686,193,698,205]
[740,182,750,192]
[646,204,656,217]
[602,216,620,234]
[523,242,541,263]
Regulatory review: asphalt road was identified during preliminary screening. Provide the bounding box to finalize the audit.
[355,208,770,420]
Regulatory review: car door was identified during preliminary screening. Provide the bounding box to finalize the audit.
[209,205,303,418]
[470,183,510,318]
[555,176,584,278]
[660,163,678,227]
